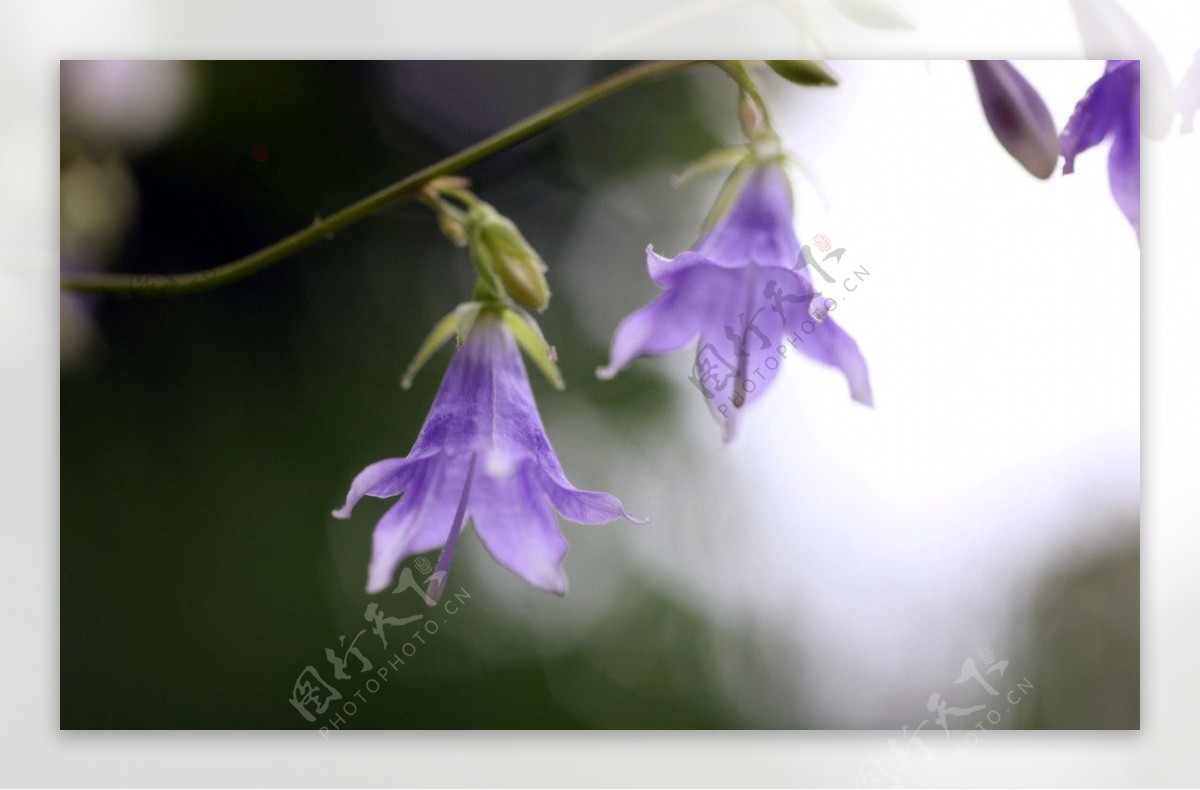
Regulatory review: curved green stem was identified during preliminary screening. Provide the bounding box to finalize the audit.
[61,60,704,297]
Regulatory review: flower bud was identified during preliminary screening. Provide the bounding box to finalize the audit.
[969,60,1059,179]
[738,91,768,141]
[471,205,551,311]
[435,210,469,247]
[765,60,838,87]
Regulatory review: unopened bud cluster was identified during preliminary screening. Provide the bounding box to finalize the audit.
[467,203,550,311]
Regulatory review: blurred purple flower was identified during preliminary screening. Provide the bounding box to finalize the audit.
[1060,60,1141,237]
[335,313,640,596]
[598,163,872,440]
[1179,49,1200,134]
[968,60,1059,179]
[1068,0,1173,138]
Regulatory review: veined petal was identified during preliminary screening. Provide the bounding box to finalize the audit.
[691,266,810,440]
[410,314,547,463]
[1059,60,1141,235]
[598,262,744,380]
[1068,0,1173,138]
[781,304,874,407]
[1108,109,1141,235]
[1060,60,1139,174]
[646,247,714,287]
[332,456,423,519]
[647,246,768,286]
[693,163,800,270]
[365,453,471,594]
[534,463,645,525]
[470,462,569,595]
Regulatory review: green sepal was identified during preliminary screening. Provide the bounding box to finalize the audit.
[501,307,564,390]
[674,145,751,186]
[784,152,830,210]
[765,60,839,87]
[699,157,755,233]
[435,209,469,247]
[400,301,484,389]
[452,300,485,347]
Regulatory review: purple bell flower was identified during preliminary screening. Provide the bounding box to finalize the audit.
[334,312,641,596]
[1060,60,1141,236]
[598,162,872,440]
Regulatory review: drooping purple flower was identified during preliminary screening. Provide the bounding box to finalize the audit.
[334,312,640,596]
[968,60,1059,179]
[1068,0,1173,139]
[1060,60,1141,236]
[598,162,872,440]
[1179,49,1200,134]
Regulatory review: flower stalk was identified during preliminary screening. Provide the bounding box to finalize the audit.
[60,60,704,297]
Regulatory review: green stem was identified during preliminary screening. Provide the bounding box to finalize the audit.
[61,60,703,297]
[715,60,774,137]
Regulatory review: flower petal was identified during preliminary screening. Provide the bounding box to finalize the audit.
[1060,60,1139,175]
[470,463,569,595]
[332,456,422,519]
[410,316,549,465]
[1108,110,1140,235]
[598,261,742,380]
[1068,0,1173,138]
[781,302,874,407]
[646,247,713,287]
[534,463,645,525]
[693,163,800,270]
[365,454,470,593]
[690,266,808,440]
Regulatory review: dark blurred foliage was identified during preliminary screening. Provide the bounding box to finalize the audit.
[60,61,730,728]
[1017,528,1139,729]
